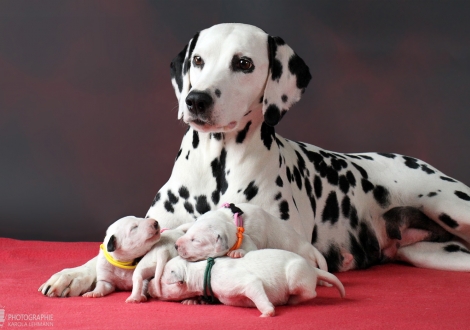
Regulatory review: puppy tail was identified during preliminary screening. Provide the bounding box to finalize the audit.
[316,269,346,298]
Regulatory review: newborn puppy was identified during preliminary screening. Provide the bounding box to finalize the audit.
[156,249,345,317]
[127,227,186,302]
[175,203,327,271]
[82,216,161,300]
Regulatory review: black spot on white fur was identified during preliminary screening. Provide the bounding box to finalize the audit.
[322,191,339,224]
[175,148,182,161]
[183,32,199,75]
[403,156,420,169]
[378,153,396,159]
[279,200,289,220]
[439,213,459,228]
[373,185,391,208]
[192,130,199,149]
[211,148,228,205]
[440,176,456,183]
[421,164,435,174]
[164,200,174,213]
[361,178,374,193]
[444,244,470,254]
[214,89,221,98]
[170,44,187,93]
[349,222,381,269]
[184,201,194,214]
[288,53,312,91]
[264,104,282,127]
[339,175,350,194]
[324,244,342,273]
[260,123,275,150]
[276,176,283,187]
[236,121,252,144]
[195,195,210,215]
[352,163,368,179]
[455,190,470,201]
[151,192,161,207]
[314,175,322,198]
[243,181,258,201]
[346,171,356,187]
[168,190,179,204]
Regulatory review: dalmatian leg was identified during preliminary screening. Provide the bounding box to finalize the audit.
[396,241,470,271]
[416,188,470,245]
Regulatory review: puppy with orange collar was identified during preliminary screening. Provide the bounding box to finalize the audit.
[174,203,328,271]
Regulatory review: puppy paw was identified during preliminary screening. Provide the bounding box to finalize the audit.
[82,291,104,298]
[181,298,202,305]
[125,295,147,303]
[260,308,275,317]
[227,249,246,258]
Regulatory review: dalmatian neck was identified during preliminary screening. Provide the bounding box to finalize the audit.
[170,107,280,208]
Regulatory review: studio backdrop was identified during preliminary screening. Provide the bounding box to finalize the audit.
[1,0,469,241]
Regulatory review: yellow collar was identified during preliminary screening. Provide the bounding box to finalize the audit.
[100,244,138,270]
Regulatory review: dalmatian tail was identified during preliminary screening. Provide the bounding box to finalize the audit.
[316,269,346,298]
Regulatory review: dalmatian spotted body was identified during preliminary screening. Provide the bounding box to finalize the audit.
[40,23,470,297]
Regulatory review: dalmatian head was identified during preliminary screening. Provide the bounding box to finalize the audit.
[170,23,311,133]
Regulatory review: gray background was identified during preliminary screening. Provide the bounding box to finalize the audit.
[1,0,469,241]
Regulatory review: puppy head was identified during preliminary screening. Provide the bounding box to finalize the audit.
[170,23,311,132]
[104,216,161,261]
[158,257,195,301]
[174,210,235,261]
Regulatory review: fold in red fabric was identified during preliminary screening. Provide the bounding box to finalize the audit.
[1,238,469,329]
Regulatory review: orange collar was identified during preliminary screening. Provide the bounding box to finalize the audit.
[228,226,245,251]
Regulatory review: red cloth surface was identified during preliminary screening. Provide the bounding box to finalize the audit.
[1,237,469,330]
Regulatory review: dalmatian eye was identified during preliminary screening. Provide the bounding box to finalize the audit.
[238,59,253,71]
[231,56,254,73]
[193,56,204,67]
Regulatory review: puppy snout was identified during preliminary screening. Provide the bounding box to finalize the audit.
[185,91,213,115]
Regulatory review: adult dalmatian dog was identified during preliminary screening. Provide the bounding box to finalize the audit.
[40,23,470,297]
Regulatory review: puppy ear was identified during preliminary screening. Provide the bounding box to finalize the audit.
[215,233,229,252]
[169,269,185,285]
[170,32,200,119]
[107,235,116,252]
[262,36,311,126]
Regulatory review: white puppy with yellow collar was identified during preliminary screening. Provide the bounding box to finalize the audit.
[155,249,345,317]
[82,216,162,302]
[174,203,327,271]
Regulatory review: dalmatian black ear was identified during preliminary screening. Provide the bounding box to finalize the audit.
[262,36,312,126]
[170,32,200,119]
[107,235,116,252]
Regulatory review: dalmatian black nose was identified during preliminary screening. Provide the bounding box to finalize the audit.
[185,91,214,115]
[153,220,159,230]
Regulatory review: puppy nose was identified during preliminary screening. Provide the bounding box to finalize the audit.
[185,91,213,115]
[153,221,159,230]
